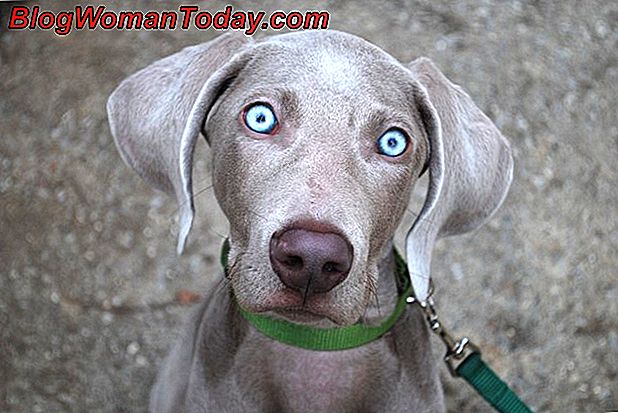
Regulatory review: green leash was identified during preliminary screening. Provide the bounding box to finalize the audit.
[458,353,533,413]
[220,239,534,413]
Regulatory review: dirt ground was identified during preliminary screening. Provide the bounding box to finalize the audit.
[1,1,616,412]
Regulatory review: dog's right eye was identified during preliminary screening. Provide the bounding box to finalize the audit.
[376,128,409,158]
[243,103,278,134]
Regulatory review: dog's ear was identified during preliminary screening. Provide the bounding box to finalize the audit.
[405,57,513,301]
[107,33,254,254]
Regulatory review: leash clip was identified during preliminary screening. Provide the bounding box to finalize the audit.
[406,282,479,377]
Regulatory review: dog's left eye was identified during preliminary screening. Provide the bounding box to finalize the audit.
[376,129,408,157]
[243,103,278,134]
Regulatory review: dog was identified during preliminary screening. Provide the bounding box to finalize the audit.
[107,30,512,413]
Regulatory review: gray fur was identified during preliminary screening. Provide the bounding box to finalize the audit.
[107,30,512,413]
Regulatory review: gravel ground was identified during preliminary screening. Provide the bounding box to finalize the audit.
[1,1,616,412]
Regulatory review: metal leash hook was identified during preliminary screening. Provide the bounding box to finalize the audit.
[406,282,479,377]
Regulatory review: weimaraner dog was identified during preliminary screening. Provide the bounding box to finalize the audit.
[107,30,512,413]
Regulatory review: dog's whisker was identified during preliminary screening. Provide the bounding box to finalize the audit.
[371,281,381,316]
[192,184,215,203]
[206,228,227,241]
[404,208,442,231]
[214,274,231,294]
[367,277,381,317]
[170,182,214,216]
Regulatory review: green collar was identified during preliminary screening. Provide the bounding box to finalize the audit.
[220,239,412,351]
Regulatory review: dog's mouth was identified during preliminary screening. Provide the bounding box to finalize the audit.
[233,277,369,327]
[254,286,349,325]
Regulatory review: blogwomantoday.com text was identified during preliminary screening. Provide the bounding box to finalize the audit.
[6,5,330,36]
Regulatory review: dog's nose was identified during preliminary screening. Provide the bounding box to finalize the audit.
[270,228,353,295]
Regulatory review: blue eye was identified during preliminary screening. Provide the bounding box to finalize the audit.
[376,129,408,157]
[244,103,278,134]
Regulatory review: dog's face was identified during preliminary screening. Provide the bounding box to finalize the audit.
[108,30,512,327]
[206,33,429,325]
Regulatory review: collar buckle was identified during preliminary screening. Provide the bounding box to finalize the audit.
[406,281,479,377]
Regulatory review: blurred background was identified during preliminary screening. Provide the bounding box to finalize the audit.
[1,1,616,412]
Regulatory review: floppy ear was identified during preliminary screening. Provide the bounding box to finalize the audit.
[107,33,254,254]
[405,57,513,301]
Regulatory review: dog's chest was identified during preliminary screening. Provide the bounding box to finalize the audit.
[243,337,400,413]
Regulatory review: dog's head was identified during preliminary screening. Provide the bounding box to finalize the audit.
[107,31,512,326]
